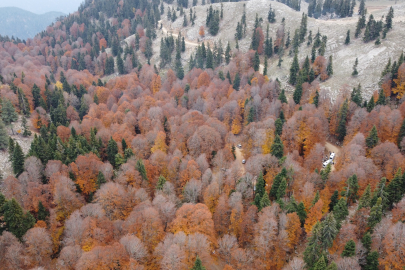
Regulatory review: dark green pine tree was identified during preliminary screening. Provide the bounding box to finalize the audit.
[8,137,15,162]
[367,197,383,230]
[256,172,266,198]
[366,125,379,148]
[313,256,327,270]
[345,174,359,205]
[22,116,32,137]
[352,58,359,76]
[364,251,379,270]
[144,38,153,64]
[276,178,287,200]
[2,198,35,239]
[375,89,385,105]
[329,190,339,211]
[1,99,18,125]
[254,193,261,209]
[225,42,231,64]
[278,89,287,104]
[275,118,283,136]
[117,53,124,74]
[289,53,299,85]
[37,201,49,221]
[367,96,375,112]
[136,159,149,181]
[397,118,405,146]
[320,213,338,250]
[107,137,118,168]
[303,222,322,268]
[271,135,284,159]
[345,30,351,45]
[371,178,389,210]
[341,240,356,257]
[270,167,287,198]
[386,168,404,207]
[0,120,8,150]
[313,90,319,107]
[191,256,206,270]
[247,107,255,124]
[293,77,303,104]
[297,202,307,225]
[175,50,185,79]
[327,56,333,76]
[122,138,127,151]
[12,142,25,177]
[31,84,41,108]
[226,71,232,84]
[206,46,213,69]
[268,5,276,23]
[336,100,349,142]
[253,51,260,72]
[259,192,271,210]
[362,232,372,251]
[263,56,268,76]
[358,184,372,210]
[96,171,106,189]
[333,198,349,228]
[156,175,166,190]
[233,73,240,90]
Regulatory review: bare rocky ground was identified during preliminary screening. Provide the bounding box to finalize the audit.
[0,116,34,179]
[147,0,405,100]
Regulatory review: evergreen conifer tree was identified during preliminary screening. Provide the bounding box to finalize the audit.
[352,58,359,76]
[276,178,287,200]
[253,51,260,72]
[327,55,333,76]
[2,198,35,239]
[333,198,349,228]
[293,78,303,104]
[329,190,339,211]
[386,168,404,207]
[368,197,383,230]
[362,232,372,251]
[225,42,231,64]
[321,213,338,250]
[297,202,307,225]
[289,53,299,85]
[107,137,118,168]
[96,171,106,189]
[260,192,271,210]
[367,96,375,112]
[37,201,49,221]
[275,118,283,136]
[117,53,124,74]
[271,135,284,159]
[1,99,18,125]
[366,125,379,148]
[156,175,166,190]
[376,89,385,105]
[336,100,349,141]
[255,172,266,198]
[136,159,148,181]
[269,168,287,198]
[358,184,372,210]
[303,222,322,268]
[191,256,206,270]
[22,116,31,137]
[263,56,268,76]
[233,73,240,90]
[365,251,379,270]
[313,256,327,270]
[313,90,319,107]
[342,240,356,257]
[345,30,351,45]
[0,120,8,150]
[278,89,287,103]
[12,142,24,176]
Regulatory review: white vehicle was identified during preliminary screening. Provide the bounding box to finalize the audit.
[322,159,331,168]
[329,152,335,160]
[242,159,246,164]
[238,144,242,149]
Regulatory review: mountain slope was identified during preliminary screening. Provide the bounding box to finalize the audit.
[0,7,65,39]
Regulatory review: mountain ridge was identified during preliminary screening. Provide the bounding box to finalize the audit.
[0,7,65,40]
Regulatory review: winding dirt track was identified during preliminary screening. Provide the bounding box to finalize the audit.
[234,146,246,174]
[159,20,199,47]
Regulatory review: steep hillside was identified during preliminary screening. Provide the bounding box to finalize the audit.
[155,0,405,99]
[0,7,65,39]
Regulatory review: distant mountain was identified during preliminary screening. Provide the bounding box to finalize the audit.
[0,7,65,40]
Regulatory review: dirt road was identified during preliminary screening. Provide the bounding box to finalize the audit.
[235,146,246,174]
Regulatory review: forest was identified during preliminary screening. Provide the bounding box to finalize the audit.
[0,0,405,269]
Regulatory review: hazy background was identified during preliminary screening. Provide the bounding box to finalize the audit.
[0,0,83,14]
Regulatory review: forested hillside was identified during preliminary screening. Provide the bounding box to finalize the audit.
[0,0,405,269]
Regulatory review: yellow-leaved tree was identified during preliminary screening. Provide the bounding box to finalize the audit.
[151,131,168,153]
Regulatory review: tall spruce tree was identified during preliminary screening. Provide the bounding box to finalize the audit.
[271,135,284,159]
[367,197,383,230]
[366,125,379,148]
[2,198,35,239]
[12,142,24,176]
[342,240,356,257]
[253,51,260,72]
[333,198,349,228]
[191,256,206,270]
[37,201,49,221]
[107,137,118,168]
[289,53,299,85]
[345,30,351,45]
[0,120,8,150]
[365,251,379,270]
[385,168,404,207]
[233,73,240,90]
[1,99,18,125]
[136,159,148,181]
